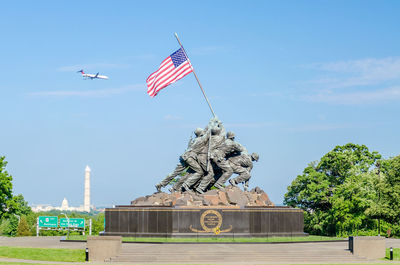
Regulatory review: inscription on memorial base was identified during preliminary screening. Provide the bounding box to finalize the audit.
[189,210,233,233]
[104,205,306,238]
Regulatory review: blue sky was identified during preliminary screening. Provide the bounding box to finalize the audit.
[1,1,400,207]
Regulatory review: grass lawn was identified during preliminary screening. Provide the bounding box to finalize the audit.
[0,246,85,262]
[0,263,62,265]
[67,234,345,243]
[0,263,395,265]
[385,247,400,261]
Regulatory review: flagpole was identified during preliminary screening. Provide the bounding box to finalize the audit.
[174,33,216,118]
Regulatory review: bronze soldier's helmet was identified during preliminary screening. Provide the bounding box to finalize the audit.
[226,131,235,140]
[211,126,221,135]
[251,153,259,162]
[194,128,204,137]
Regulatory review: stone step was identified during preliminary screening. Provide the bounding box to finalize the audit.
[110,242,373,263]
[117,252,355,256]
[112,259,367,262]
[114,255,364,259]
[115,255,356,258]
[112,258,369,263]
[111,253,368,263]
[116,252,356,257]
[115,253,359,256]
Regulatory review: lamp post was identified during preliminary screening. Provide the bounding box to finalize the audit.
[61,213,70,239]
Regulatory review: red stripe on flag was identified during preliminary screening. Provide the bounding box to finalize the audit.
[153,62,192,93]
[146,52,193,97]
[151,62,192,97]
[147,61,175,95]
[152,68,192,97]
[146,58,174,90]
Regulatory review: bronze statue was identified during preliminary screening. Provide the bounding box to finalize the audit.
[155,117,259,193]
[228,152,259,191]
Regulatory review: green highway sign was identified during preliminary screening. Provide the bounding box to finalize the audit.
[59,218,85,228]
[38,216,58,227]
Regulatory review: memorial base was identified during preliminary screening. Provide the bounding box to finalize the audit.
[104,206,306,238]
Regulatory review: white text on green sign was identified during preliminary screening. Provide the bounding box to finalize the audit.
[38,216,58,227]
[59,218,85,228]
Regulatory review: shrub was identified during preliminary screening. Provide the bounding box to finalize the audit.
[17,216,32,236]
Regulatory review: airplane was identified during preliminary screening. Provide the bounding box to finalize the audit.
[77,69,109,80]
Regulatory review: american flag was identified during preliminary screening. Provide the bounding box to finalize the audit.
[146,48,193,97]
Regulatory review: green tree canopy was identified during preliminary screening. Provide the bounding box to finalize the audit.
[284,143,381,236]
[0,156,32,236]
[0,156,13,219]
[5,194,32,218]
[376,155,400,224]
[17,215,32,236]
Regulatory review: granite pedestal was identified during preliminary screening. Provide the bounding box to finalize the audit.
[87,236,121,261]
[103,206,305,237]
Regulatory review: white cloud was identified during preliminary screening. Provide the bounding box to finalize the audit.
[286,123,366,132]
[224,122,279,128]
[164,114,182,120]
[166,121,280,130]
[299,57,400,105]
[57,63,130,72]
[27,84,144,97]
[307,57,400,89]
[304,86,400,105]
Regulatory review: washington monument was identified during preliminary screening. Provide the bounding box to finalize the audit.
[84,165,91,212]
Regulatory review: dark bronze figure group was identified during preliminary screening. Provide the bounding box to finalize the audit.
[156,117,259,194]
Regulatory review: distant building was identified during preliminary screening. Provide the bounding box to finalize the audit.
[60,197,69,211]
[31,165,94,213]
[84,165,91,212]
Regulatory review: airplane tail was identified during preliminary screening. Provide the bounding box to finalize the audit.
[77,69,85,74]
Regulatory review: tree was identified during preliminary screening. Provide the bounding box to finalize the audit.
[0,156,13,219]
[91,213,105,235]
[1,215,19,236]
[0,156,32,236]
[331,171,377,236]
[376,156,400,224]
[284,143,381,236]
[5,194,32,218]
[0,219,10,235]
[17,216,32,236]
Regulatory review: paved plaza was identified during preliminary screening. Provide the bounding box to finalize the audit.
[1,236,400,264]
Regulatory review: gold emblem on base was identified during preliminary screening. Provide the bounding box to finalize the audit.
[189,210,232,233]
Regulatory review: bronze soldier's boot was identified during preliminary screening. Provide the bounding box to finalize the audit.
[244,180,249,191]
[229,179,237,187]
[195,187,204,194]
[182,183,191,192]
[213,183,225,191]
